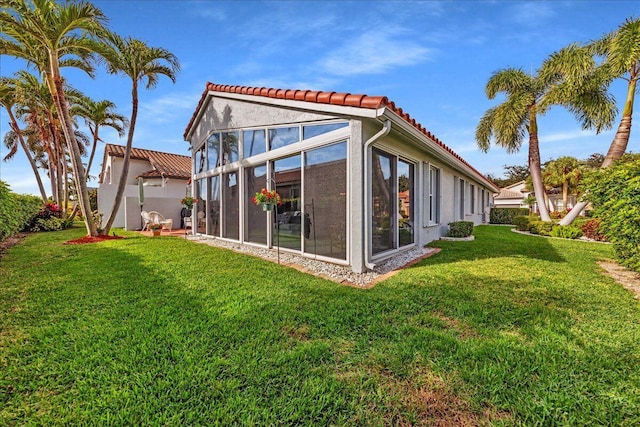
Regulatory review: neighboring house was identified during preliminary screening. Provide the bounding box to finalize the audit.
[183,83,499,273]
[493,180,580,213]
[98,144,191,230]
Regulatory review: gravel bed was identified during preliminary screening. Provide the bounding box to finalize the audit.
[187,235,436,287]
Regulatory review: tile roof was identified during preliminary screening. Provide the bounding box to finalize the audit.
[184,82,497,191]
[104,144,191,180]
[495,188,525,200]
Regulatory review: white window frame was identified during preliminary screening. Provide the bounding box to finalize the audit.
[427,164,441,226]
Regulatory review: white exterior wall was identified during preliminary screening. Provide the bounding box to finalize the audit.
[98,157,188,230]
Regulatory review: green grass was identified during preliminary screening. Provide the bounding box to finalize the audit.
[1,226,638,426]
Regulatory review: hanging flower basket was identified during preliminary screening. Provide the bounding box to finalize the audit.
[253,188,282,211]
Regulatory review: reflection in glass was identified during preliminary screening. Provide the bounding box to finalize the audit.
[196,179,207,234]
[304,142,347,260]
[371,149,395,255]
[222,171,239,240]
[303,122,348,140]
[195,145,206,173]
[245,164,267,245]
[273,155,301,251]
[222,132,239,164]
[208,175,220,236]
[429,166,440,224]
[398,160,414,246]
[207,134,220,170]
[243,129,266,158]
[269,127,299,150]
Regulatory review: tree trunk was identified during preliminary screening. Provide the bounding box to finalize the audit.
[102,82,138,235]
[562,181,568,211]
[6,109,48,202]
[47,65,97,236]
[560,77,636,225]
[528,110,551,222]
[85,126,99,181]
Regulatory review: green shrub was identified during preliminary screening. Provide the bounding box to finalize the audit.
[581,218,607,242]
[529,220,555,236]
[490,208,529,224]
[0,181,43,241]
[447,221,474,237]
[585,156,640,271]
[30,217,72,232]
[549,225,583,239]
[513,215,531,231]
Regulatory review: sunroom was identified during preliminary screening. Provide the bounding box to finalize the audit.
[184,83,498,273]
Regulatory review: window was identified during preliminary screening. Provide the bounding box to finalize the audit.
[222,171,239,240]
[196,179,207,234]
[371,149,395,255]
[304,142,347,259]
[303,122,348,140]
[269,126,299,150]
[208,175,220,236]
[470,184,475,214]
[245,164,267,245]
[273,155,302,251]
[398,160,414,246]
[459,179,465,220]
[243,129,266,158]
[222,132,239,164]
[206,134,219,170]
[195,144,206,174]
[429,166,441,224]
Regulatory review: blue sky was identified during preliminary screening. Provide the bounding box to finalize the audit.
[1,0,638,195]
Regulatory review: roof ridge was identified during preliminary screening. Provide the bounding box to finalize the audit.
[105,142,190,159]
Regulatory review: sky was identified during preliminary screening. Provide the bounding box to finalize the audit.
[1,0,638,196]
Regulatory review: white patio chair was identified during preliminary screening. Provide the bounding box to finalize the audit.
[148,210,173,232]
[141,210,151,231]
[184,211,204,232]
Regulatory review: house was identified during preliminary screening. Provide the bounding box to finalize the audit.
[98,143,191,230]
[494,180,580,213]
[183,83,499,273]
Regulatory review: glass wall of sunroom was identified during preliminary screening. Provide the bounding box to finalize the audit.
[191,121,349,262]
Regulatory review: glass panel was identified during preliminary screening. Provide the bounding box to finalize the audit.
[273,155,301,251]
[195,145,206,174]
[398,160,414,246]
[196,179,207,234]
[269,127,299,150]
[371,149,395,255]
[208,175,220,236]
[222,131,239,164]
[245,164,268,245]
[222,171,239,240]
[430,167,440,224]
[243,129,266,158]
[470,184,475,214]
[207,133,220,170]
[303,122,348,140]
[459,179,465,220]
[304,142,347,260]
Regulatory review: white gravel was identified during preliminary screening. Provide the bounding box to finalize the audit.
[187,235,437,287]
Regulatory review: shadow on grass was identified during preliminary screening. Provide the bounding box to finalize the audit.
[422,225,566,265]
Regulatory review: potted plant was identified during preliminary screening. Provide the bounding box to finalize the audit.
[181,196,199,210]
[252,188,282,211]
[149,223,163,236]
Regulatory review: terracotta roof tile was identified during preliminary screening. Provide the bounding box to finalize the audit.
[104,143,191,180]
[184,83,497,190]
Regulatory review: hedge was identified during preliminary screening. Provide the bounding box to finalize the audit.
[490,208,529,224]
[0,181,43,242]
[447,221,474,238]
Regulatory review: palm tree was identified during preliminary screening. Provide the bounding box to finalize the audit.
[1,0,109,236]
[476,68,553,222]
[561,17,640,225]
[97,32,179,235]
[543,156,582,211]
[72,96,128,181]
[0,76,48,202]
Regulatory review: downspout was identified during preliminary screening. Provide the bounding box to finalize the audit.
[363,119,392,270]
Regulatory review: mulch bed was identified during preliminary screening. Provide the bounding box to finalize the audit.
[64,235,125,245]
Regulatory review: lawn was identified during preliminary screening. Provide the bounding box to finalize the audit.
[1,226,638,426]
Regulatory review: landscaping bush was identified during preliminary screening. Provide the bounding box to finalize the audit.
[513,215,531,231]
[490,207,529,224]
[27,202,71,232]
[549,225,583,239]
[0,181,43,241]
[446,221,474,237]
[528,220,555,236]
[581,218,607,242]
[584,155,640,271]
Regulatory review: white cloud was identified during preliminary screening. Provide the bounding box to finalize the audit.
[539,129,598,143]
[510,2,556,26]
[318,29,433,76]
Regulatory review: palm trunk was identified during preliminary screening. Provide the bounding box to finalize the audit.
[562,181,568,211]
[85,126,99,181]
[528,110,551,222]
[6,109,48,202]
[102,82,138,235]
[560,77,636,225]
[48,67,97,236]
